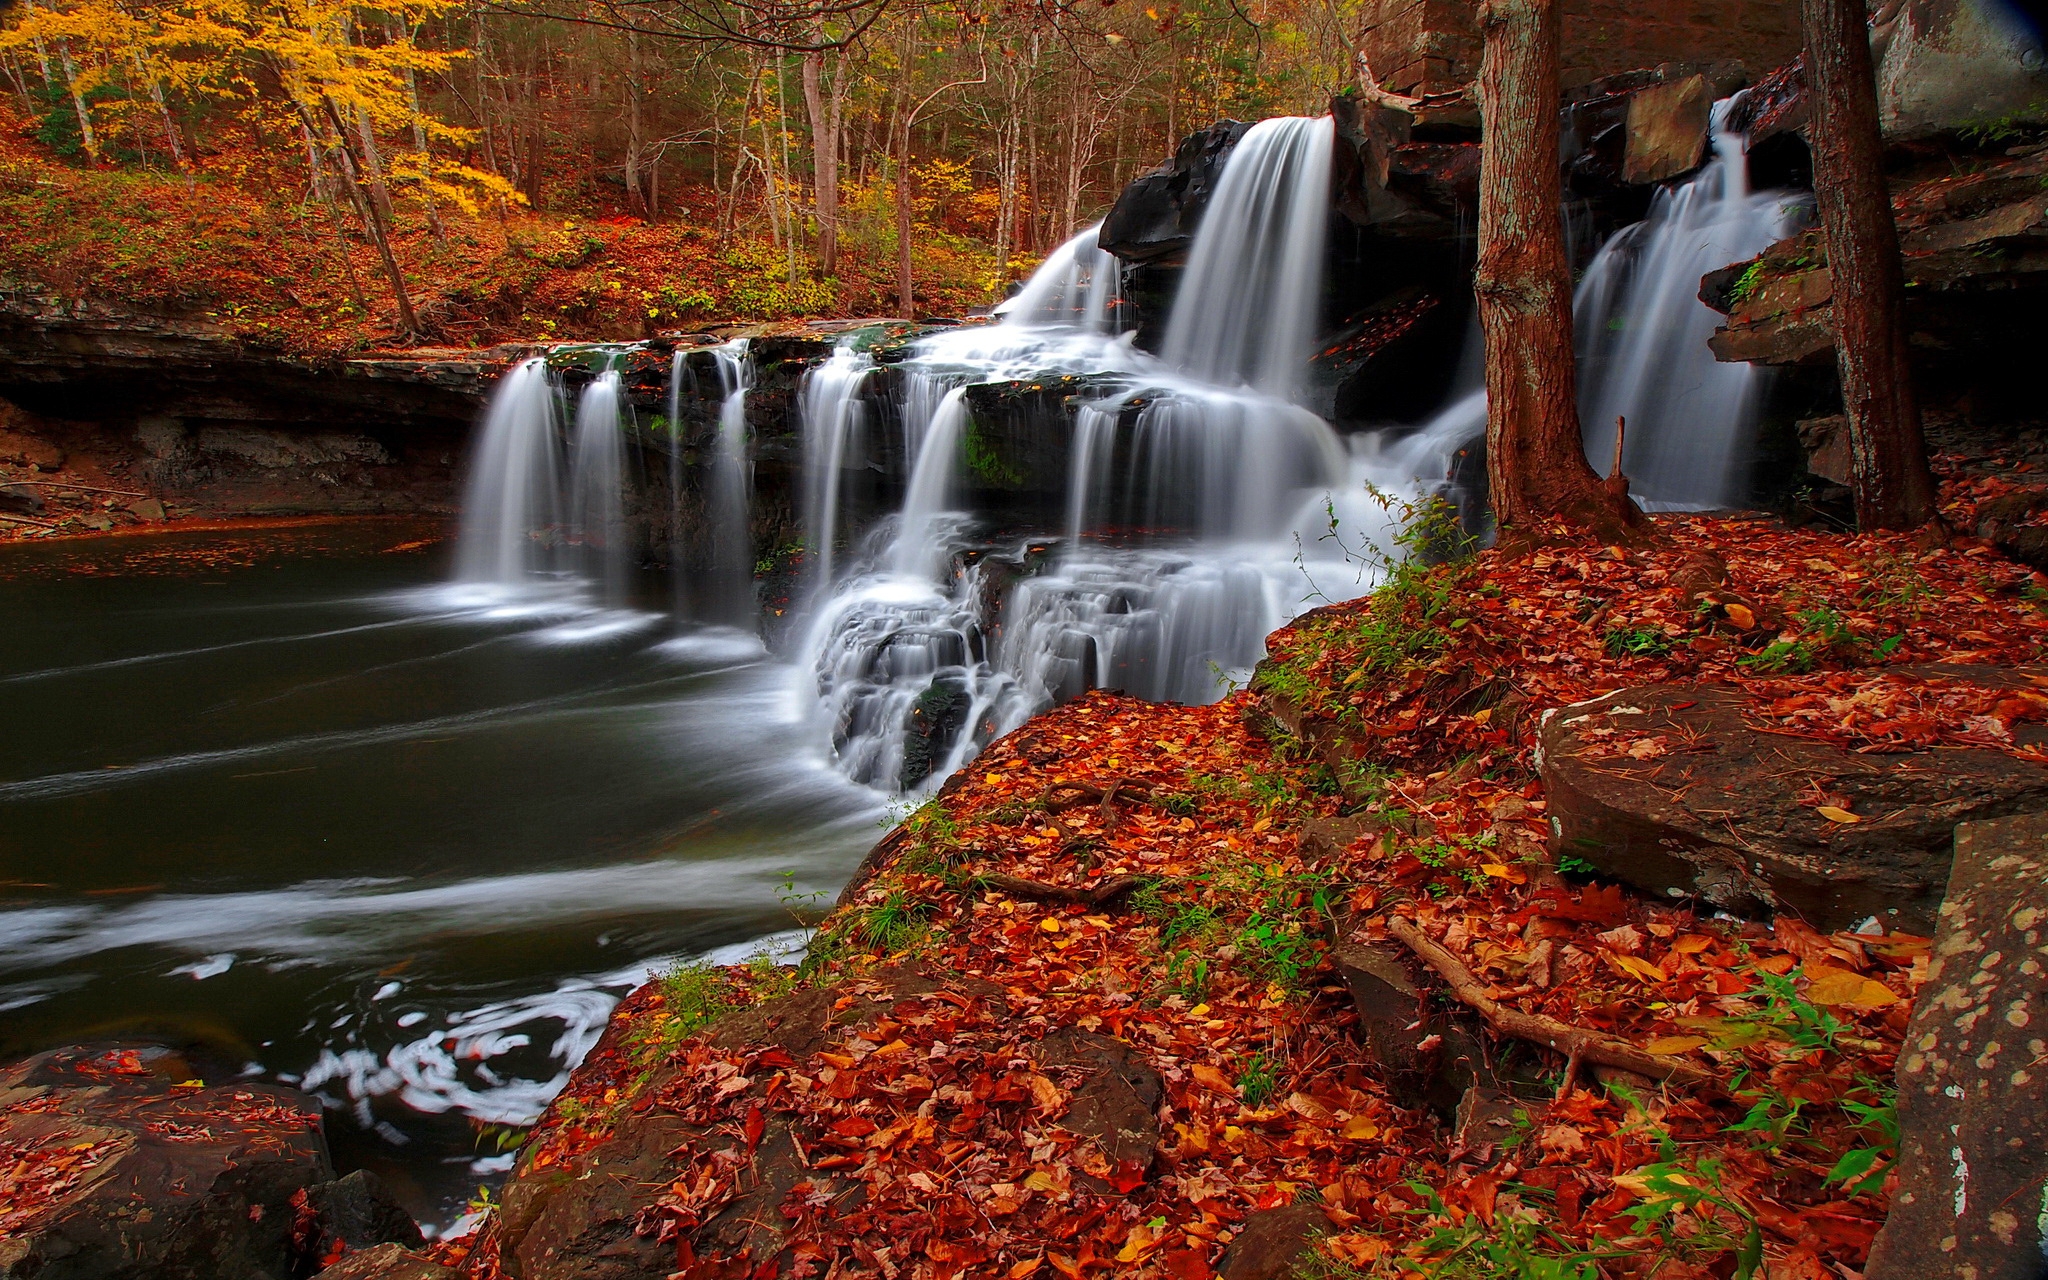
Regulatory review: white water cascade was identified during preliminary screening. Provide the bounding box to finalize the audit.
[795,118,1432,793]
[799,344,876,593]
[705,342,756,625]
[567,371,630,604]
[994,222,1124,332]
[1574,106,1802,509]
[1160,116,1336,397]
[455,358,563,588]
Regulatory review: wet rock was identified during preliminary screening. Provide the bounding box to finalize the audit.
[1537,671,2048,932]
[126,497,166,522]
[194,427,392,470]
[1216,1203,1328,1280]
[304,1170,425,1257]
[1876,0,2048,142]
[1097,120,1253,264]
[1331,940,1486,1116]
[0,1041,413,1280]
[310,1242,460,1280]
[1972,485,2048,572]
[899,674,974,792]
[1866,810,2048,1280]
[1622,74,1711,185]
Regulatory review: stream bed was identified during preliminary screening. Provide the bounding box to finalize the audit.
[0,517,885,1227]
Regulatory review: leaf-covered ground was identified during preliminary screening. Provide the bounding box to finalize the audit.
[427,513,2045,1280]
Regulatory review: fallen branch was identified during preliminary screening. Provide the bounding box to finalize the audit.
[1388,916,1717,1090]
[4,480,148,499]
[0,511,56,529]
[973,873,1146,909]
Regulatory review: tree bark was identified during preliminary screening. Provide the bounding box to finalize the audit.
[1800,0,1937,530]
[624,30,649,220]
[1473,0,1645,543]
[321,95,422,341]
[801,40,843,275]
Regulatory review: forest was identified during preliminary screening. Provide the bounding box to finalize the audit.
[3,0,2048,1275]
[0,0,1372,345]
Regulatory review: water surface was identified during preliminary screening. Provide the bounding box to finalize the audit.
[0,517,884,1225]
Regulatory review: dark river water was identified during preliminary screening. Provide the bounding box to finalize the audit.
[0,518,885,1227]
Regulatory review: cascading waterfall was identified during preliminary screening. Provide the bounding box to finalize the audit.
[795,119,1405,794]
[1159,116,1336,398]
[567,371,630,605]
[996,222,1123,332]
[455,358,562,589]
[1574,105,1802,509]
[667,348,692,617]
[799,345,876,593]
[705,342,756,625]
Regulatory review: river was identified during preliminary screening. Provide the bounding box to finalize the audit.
[0,516,883,1227]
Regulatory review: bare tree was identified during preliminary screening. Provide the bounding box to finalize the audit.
[1800,0,1937,529]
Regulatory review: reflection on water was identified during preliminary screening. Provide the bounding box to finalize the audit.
[0,517,884,1226]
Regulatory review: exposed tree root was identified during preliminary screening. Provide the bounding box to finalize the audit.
[973,873,1147,909]
[1388,917,1718,1090]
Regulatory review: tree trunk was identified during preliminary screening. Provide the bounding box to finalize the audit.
[1800,0,1937,530]
[623,30,649,219]
[895,110,915,316]
[802,41,843,276]
[1473,0,1643,542]
[321,95,422,341]
[55,42,96,159]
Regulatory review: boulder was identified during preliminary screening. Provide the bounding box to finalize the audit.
[0,1042,416,1280]
[1537,670,2048,932]
[311,1243,460,1280]
[1097,120,1253,264]
[1876,0,2048,142]
[1795,414,1854,487]
[1330,940,1486,1117]
[1866,810,2048,1280]
[1623,74,1711,185]
[1216,1203,1328,1280]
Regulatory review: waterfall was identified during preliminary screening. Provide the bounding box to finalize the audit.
[567,372,630,604]
[1574,106,1802,509]
[889,388,970,580]
[996,222,1122,332]
[667,348,692,617]
[1159,116,1335,398]
[798,344,876,593]
[705,342,755,625]
[455,358,562,588]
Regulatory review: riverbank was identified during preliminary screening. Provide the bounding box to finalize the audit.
[394,509,2047,1280]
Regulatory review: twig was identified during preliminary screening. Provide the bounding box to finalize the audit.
[0,512,56,529]
[973,873,1146,909]
[1388,917,1717,1090]
[4,480,148,498]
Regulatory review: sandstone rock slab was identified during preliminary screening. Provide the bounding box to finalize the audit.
[1538,670,2048,932]
[1866,810,2048,1279]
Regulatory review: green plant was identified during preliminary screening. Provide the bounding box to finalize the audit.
[1739,637,1818,674]
[1618,1147,1765,1279]
[851,889,935,955]
[1824,1083,1899,1196]
[962,419,1026,488]
[1725,1083,1810,1154]
[1725,259,1767,307]
[1754,968,1849,1053]
[655,963,738,1043]
[1236,1051,1279,1109]
[1604,626,1674,659]
[1345,1183,1621,1279]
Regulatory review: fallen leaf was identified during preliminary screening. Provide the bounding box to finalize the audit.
[1723,602,1756,629]
[1644,1035,1708,1056]
[1805,966,1899,1009]
[1815,805,1861,824]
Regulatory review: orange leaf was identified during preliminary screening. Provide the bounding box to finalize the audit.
[1805,966,1898,1009]
[1815,805,1861,824]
